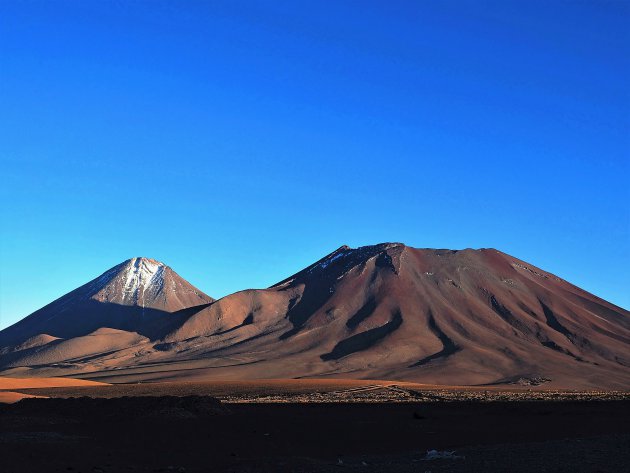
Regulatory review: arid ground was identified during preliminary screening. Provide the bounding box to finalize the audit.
[1,378,629,473]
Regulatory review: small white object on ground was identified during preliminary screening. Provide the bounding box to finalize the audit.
[423,449,463,460]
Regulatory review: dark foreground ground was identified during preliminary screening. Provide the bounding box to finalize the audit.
[1,393,629,473]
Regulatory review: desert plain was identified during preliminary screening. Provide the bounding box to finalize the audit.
[1,376,629,473]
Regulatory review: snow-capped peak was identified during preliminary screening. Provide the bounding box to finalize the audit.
[121,257,166,296]
[86,257,169,306]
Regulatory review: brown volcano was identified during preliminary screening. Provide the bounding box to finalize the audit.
[1,244,628,389]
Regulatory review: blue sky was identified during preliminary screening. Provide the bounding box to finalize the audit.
[1,0,628,329]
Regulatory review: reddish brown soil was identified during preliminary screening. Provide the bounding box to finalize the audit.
[0,377,107,390]
[0,377,107,404]
[8,378,629,403]
[2,244,629,390]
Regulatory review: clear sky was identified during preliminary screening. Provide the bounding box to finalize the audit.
[0,1,628,330]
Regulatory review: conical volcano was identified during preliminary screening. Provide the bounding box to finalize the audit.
[88,257,211,311]
[0,257,213,347]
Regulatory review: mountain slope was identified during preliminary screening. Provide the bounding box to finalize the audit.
[146,244,629,388]
[1,245,628,389]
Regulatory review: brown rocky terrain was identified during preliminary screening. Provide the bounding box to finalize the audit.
[1,244,628,389]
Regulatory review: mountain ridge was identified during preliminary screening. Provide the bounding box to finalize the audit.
[1,243,628,389]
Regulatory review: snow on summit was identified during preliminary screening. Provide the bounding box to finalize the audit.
[85,257,211,310]
[121,257,166,299]
[87,257,166,307]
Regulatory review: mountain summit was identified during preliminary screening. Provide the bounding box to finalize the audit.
[87,257,210,311]
[1,244,628,389]
[87,257,169,307]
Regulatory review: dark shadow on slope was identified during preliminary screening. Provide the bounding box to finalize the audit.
[517,302,539,318]
[171,302,214,320]
[375,251,399,274]
[320,310,403,361]
[539,300,573,339]
[489,295,532,336]
[346,297,377,330]
[199,331,270,354]
[154,312,258,352]
[541,340,584,362]
[277,244,403,340]
[59,348,122,364]
[410,310,461,367]
[279,278,337,340]
[0,300,209,348]
[0,338,66,367]
[209,312,255,337]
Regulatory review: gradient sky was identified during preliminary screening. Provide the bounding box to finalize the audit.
[1,0,628,330]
